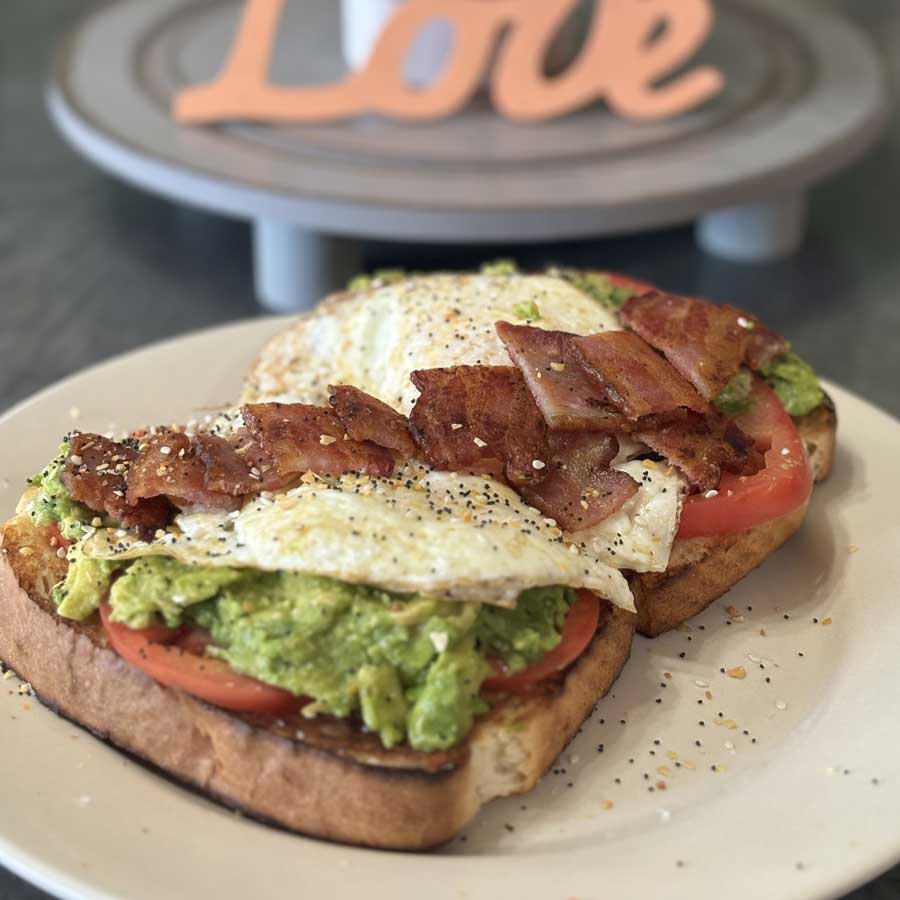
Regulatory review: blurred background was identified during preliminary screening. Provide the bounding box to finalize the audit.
[1,1,899,897]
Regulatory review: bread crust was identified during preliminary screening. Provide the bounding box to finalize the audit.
[0,513,633,850]
[631,399,837,637]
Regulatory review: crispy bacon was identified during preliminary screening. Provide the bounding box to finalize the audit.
[242,403,395,478]
[409,366,548,485]
[62,433,171,531]
[574,331,709,421]
[496,320,762,492]
[328,385,416,459]
[193,433,260,496]
[227,428,289,492]
[635,415,762,493]
[620,293,788,400]
[495,322,621,431]
[127,433,241,512]
[520,432,639,532]
[497,322,707,432]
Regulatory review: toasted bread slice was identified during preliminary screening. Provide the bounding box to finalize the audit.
[0,274,835,847]
[631,396,836,636]
[0,512,633,850]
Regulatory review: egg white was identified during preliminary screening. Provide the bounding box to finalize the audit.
[576,461,686,573]
[185,273,686,598]
[84,464,635,611]
[242,273,621,414]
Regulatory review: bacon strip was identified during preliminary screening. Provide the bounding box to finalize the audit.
[498,322,707,433]
[226,428,289,492]
[635,415,762,493]
[409,366,549,485]
[573,331,709,421]
[497,321,760,491]
[127,433,241,512]
[495,322,621,431]
[329,385,416,459]
[520,432,639,532]
[242,403,395,478]
[193,433,260,496]
[620,293,788,400]
[62,433,171,531]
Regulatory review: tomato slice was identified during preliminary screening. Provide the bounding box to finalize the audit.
[47,522,71,551]
[482,589,601,694]
[606,272,657,296]
[99,603,299,715]
[677,380,813,539]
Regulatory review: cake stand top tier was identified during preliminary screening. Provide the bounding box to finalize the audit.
[48,0,887,242]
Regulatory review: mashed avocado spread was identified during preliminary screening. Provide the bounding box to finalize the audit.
[758,352,825,417]
[714,354,824,418]
[714,369,755,416]
[51,547,573,752]
[28,442,94,541]
[551,268,639,312]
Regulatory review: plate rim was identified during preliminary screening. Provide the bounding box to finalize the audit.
[0,322,899,900]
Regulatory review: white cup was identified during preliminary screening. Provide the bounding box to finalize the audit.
[340,0,591,86]
[341,0,452,85]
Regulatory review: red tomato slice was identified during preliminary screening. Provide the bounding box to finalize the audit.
[47,522,71,551]
[606,272,657,296]
[174,627,215,656]
[482,589,601,694]
[99,603,299,715]
[677,380,813,539]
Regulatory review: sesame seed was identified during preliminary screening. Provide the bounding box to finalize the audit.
[704,489,719,499]
[532,459,546,470]
[473,437,488,448]
[69,454,83,466]
[429,632,449,653]
[319,434,337,446]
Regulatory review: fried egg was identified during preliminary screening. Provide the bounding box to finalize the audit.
[242,273,622,414]
[235,273,687,580]
[84,464,635,611]
[580,461,685,573]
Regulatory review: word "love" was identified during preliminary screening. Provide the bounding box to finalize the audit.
[174,0,724,125]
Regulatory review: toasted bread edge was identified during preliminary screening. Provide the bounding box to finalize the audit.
[0,512,633,851]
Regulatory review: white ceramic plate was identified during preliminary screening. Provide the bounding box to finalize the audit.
[1,319,899,900]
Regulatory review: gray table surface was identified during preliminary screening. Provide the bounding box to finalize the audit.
[2,2,899,898]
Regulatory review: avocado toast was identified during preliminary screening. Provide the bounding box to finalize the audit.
[0,267,834,848]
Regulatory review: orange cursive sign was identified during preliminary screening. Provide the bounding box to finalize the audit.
[174,0,724,125]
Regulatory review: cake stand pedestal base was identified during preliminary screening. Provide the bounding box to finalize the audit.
[696,194,808,263]
[253,222,362,313]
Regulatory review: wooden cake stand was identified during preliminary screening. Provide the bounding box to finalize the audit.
[48,0,888,310]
